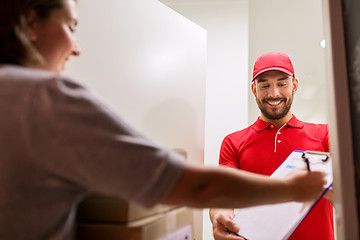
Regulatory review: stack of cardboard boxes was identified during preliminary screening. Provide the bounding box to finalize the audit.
[76,196,194,240]
[76,150,194,240]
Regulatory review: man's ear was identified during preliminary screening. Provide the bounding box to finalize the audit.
[251,82,257,97]
[293,77,299,94]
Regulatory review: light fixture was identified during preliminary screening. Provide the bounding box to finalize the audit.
[320,39,326,48]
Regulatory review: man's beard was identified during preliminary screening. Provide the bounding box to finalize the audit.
[256,94,294,120]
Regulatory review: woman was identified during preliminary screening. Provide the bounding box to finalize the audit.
[0,0,326,239]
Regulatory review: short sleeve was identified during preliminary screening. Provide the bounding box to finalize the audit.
[26,76,185,207]
[219,135,240,169]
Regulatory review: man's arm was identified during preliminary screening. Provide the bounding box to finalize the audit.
[323,124,334,204]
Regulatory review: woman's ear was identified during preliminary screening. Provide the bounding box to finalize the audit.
[26,10,38,41]
[27,29,37,41]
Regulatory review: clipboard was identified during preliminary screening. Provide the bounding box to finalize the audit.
[232,150,333,240]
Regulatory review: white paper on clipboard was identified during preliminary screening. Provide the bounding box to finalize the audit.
[232,150,333,240]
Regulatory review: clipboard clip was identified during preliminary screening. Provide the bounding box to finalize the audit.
[302,151,330,171]
[305,151,330,162]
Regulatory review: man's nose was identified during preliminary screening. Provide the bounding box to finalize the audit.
[268,86,280,98]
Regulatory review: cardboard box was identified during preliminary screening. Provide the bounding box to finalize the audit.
[76,207,194,240]
[77,195,177,223]
[77,149,187,223]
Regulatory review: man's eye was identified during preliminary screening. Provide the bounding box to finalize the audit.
[260,85,269,89]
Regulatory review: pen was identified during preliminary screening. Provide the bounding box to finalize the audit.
[302,152,311,171]
[227,230,248,240]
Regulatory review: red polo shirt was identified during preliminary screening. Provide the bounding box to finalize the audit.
[220,115,334,240]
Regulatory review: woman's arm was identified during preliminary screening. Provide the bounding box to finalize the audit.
[161,163,326,208]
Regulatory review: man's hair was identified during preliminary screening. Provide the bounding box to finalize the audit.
[0,0,73,67]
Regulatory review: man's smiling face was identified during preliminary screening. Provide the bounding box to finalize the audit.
[252,70,298,122]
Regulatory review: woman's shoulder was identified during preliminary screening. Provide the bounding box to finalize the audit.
[0,64,83,89]
[0,64,54,79]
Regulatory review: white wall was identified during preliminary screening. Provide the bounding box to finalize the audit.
[66,0,206,163]
[65,0,206,238]
[159,1,249,239]
[248,0,327,124]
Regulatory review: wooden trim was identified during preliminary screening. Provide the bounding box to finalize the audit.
[322,0,359,238]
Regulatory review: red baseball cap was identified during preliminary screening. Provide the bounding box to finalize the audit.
[252,52,295,81]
